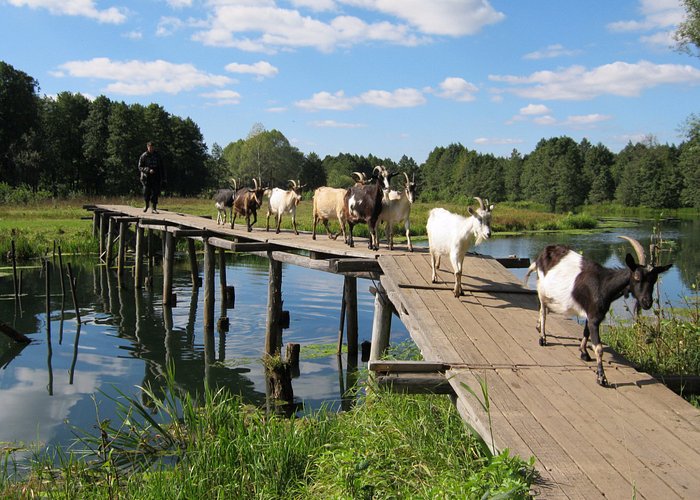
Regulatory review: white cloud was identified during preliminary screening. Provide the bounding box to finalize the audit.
[607,0,684,49]
[7,0,127,23]
[563,113,612,126]
[157,16,185,37]
[474,137,523,145]
[190,0,500,52]
[309,119,365,128]
[532,115,556,125]
[57,58,232,95]
[490,60,700,100]
[524,43,579,60]
[519,103,550,115]
[434,77,478,101]
[201,89,241,105]
[166,0,192,8]
[296,87,426,110]
[341,0,505,36]
[224,61,279,78]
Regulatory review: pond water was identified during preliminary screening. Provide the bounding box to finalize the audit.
[0,217,697,460]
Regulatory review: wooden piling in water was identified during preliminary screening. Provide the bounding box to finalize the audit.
[344,276,358,360]
[265,256,283,357]
[134,224,144,289]
[99,213,106,261]
[105,216,115,266]
[11,240,19,301]
[162,231,175,306]
[203,239,215,331]
[66,263,81,324]
[118,220,127,275]
[188,239,199,287]
[369,282,392,361]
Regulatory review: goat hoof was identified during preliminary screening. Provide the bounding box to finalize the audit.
[580,350,592,362]
[597,373,608,387]
[538,337,547,347]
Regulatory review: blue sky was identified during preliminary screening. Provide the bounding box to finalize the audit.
[1,0,698,164]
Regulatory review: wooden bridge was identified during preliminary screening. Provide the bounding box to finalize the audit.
[86,204,700,499]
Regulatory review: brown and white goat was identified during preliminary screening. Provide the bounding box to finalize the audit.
[344,165,392,250]
[231,178,266,231]
[312,186,348,242]
[524,236,672,386]
[377,172,416,251]
[266,180,304,235]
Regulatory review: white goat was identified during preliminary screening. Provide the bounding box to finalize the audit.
[312,186,348,242]
[266,180,304,235]
[377,172,416,251]
[426,197,494,297]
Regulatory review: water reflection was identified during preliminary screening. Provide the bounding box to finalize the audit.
[1,253,397,455]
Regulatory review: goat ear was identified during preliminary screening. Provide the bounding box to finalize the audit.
[468,206,478,218]
[625,253,638,271]
[655,263,672,274]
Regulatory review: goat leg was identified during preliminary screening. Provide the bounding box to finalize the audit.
[579,321,592,362]
[589,321,608,386]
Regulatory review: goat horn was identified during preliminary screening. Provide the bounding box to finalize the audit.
[403,172,410,185]
[474,197,485,210]
[619,235,646,266]
[289,179,297,188]
[373,165,382,174]
[352,171,364,181]
[253,178,258,190]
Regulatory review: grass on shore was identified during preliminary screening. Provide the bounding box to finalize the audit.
[0,370,535,499]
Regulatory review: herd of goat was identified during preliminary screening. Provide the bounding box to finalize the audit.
[212,166,672,387]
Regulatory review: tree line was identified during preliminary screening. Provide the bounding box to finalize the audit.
[2,60,699,210]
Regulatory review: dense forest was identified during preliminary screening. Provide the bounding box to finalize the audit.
[2,60,699,211]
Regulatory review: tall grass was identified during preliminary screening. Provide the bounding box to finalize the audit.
[1,370,534,499]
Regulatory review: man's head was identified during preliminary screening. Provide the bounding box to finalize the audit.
[147,141,154,152]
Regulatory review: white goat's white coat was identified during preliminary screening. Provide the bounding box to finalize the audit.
[266,187,302,234]
[377,174,415,251]
[427,201,493,297]
[532,251,586,317]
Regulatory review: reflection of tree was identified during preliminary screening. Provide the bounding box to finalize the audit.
[675,220,700,290]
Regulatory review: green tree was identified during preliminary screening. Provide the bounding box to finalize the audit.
[83,95,113,194]
[582,141,615,203]
[0,61,40,185]
[299,152,326,191]
[675,0,700,57]
[679,114,700,207]
[168,116,208,196]
[105,102,143,195]
[40,92,90,195]
[503,149,523,202]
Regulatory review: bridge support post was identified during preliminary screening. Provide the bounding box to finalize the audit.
[369,282,392,361]
[188,239,199,287]
[99,213,107,261]
[117,220,127,275]
[218,249,228,322]
[265,255,283,357]
[105,216,114,266]
[162,231,175,306]
[203,239,215,331]
[134,224,144,289]
[344,276,358,361]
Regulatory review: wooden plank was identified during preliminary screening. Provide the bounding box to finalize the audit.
[375,373,454,395]
[368,360,448,373]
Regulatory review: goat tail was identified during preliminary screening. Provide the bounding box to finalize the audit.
[523,262,538,287]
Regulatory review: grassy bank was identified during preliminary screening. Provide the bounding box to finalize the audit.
[0,376,534,499]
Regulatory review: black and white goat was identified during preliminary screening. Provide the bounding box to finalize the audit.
[266,180,304,235]
[214,179,236,225]
[377,172,416,251]
[523,236,672,386]
[344,165,392,250]
[427,197,494,297]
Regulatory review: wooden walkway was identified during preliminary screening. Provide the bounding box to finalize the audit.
[87,204,700,499]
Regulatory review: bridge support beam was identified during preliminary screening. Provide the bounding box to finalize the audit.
[188,239,199,287]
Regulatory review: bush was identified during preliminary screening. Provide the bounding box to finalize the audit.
[0,183,52,205]
[557,213,598,230]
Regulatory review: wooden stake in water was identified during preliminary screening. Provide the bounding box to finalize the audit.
[11,239,19,301]
[67,263,81,324]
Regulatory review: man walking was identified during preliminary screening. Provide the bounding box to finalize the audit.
[138,141,166,213]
